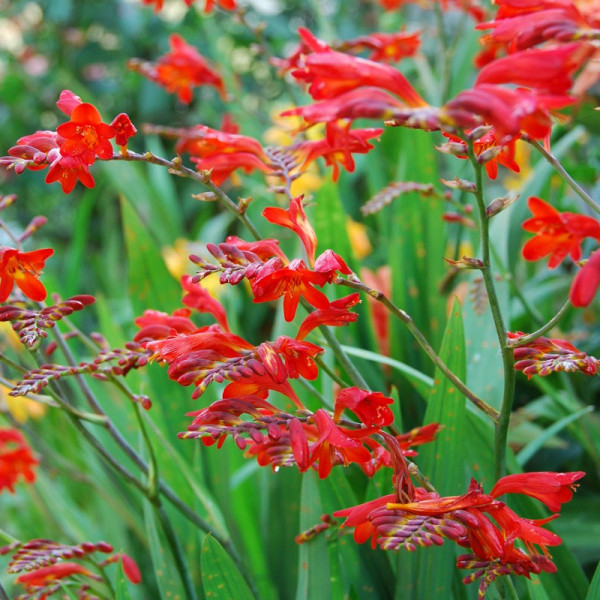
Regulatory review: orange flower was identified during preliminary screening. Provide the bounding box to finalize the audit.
[0,427,37,493]
[56,102,115,165]
[154,34,226,103]
[0,247,53,303]
[521,196,600,268]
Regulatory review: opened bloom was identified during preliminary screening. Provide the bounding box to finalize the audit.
[0,427,37,493]
[0,247,54,302]
[521,197,600,268]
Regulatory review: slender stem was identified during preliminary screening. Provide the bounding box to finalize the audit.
[109,151,262,239]
[319,324,369,389]
[153,501,199,600]
[334,277,500,422]
[313,355,350,389]
[0,528,18,544]
[467,142,515,480]
[508,299,572,347]
[0,352,28,373]
[526,138,600,216]
[0,582,9,600]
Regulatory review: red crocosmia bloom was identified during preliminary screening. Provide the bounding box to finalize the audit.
[340,31,421,63]
[570,248,600,307]
[298,121,383,181]
[223,372,302,407]
[509,331,600,377]
[225,235,288,261]
[203,0,237,11]
[306,409,375,479]
[296,293,360,340]
[191,152,273,186]
[272,336,323,380]
[0,247,53,302]
[281,87,406,127]
[291,28,427,107]
[0,428,37,493]
[56,103,115,165]
[134,309,199,342]
[56,89,82,116]
[181,274,229,331]
[155,34,226,103]
[263,196,318,265]
[442,84,575,143]
[395,423,442,453]
[251,258,331,321]
[16,562,95,586]
[119,553,142,584]
[475,43,591,95]
[110,113,137,148]
[314,249,353,281]
[441,130,520,180]
[2,131,61,174]
[45,155,96,193]
[334,387,394,427]
[521,196,600,268]
[176,124,265,158]
[490,471,585,512]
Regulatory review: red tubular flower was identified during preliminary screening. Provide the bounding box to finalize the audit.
[490,471,585,512]
[134,308,199,342]
[281,87,406,127]
[521,196,600,268]
[297,121,383,181]
[225,236,288,262]
[16,562,97,588]
[176,124,265,158]
[272,336,323,380]
[442,84,575,143]
[181,274,229,331]
[45,155,95,193]
[56,103,115,165]
[296,293,360,340]
[0,428,37,493]
[110,113,137,148]
[340,31,421,63]
[190,152,272,186]
[263,196,318,265]
[395,423,442,453]
[0,247,53,302]
[291,28,427,107]
[570,248,600,307]
[474,43,592,94]
[251,258,331,321]
[334,387,395,427]
[155,34,226,103]
[56,89,82,116]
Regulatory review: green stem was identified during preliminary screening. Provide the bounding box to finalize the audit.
[508,299,572,347]
[0,528,18,544]
[526,138,600,216]
[319,324,369,389]
[313,355,350,389]
[467,142,515,480]
[335,278,499,422]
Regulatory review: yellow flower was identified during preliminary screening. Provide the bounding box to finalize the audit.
[346,218,372,260]
[0,384,47,423]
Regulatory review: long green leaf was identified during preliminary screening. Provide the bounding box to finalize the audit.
[201,534,253,600]
[586,560,600,600]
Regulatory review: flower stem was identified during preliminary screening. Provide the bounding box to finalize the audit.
[507,299,572,348]
[335,277,499,422]
[526,137,600,217]
[467,141,515,480]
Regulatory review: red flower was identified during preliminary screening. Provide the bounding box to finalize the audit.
[181,274,229,331]
[0,247,53,302]
[263,196,318,265]
[110,113,137,148]
[490,471,585,512]
[281,87,405,127]
[134,308,199,342]
[176,124,265,158]
[190,152,272,185]
[56,102,115,165]
[334,387,394,427]
[570,248,600,307]
[45,155,95,194]
[0,428,37,493]
[521,197,600,268]
[296,293,360,340]
[251,258,331,321]
[475,43,592,94]
[297,121,383,181]
[340,31,421,63]
[291,28,427,107]
[56,89,82,116]
[16,562,97,589]
[154,34,226,103]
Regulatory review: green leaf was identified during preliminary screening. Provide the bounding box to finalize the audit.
[295,471,331,600]
[586,560,600,600]
[115,559,134,600]
[201,534,254,600]
[411,298,469,599]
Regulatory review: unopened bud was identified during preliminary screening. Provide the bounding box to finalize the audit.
[467,125,493,141]
[442,213,475,228]
[435,142,467,157]
[238,196,252,215]
[192,192,217,202]
[440,177,476,193]
[443,256,484,269]
[477,146,502,164]
[486,192,519,217]
[0,195,17,211]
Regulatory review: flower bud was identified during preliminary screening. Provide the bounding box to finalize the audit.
[477,146,501,164]
[440,177,476,193]
[486,192,519,217]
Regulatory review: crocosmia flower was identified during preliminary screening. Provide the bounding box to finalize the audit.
[521,197,600,268]
[570,248,600,307]
[334,387,395,427]
[56,103,115,165]
[0,427,37,493]
[0,247,54,302]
